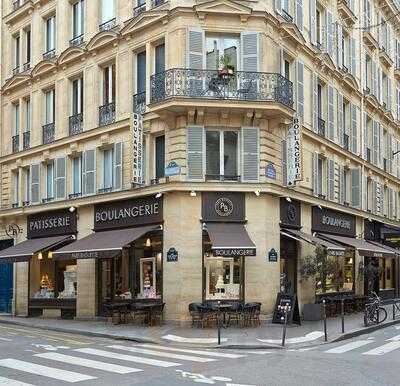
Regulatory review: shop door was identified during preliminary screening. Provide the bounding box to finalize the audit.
[364,257,379,296]
[98,259,114,316]
[0,239,15,313]
[280,235,297,294]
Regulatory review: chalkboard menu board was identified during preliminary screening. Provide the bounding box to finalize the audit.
[272,293,301,325]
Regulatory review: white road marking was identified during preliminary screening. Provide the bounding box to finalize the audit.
[387,334,400,341]
[0,377,35,386]
[0,359,95,383]
[162,334,228,344]
[35,352,142,374]
[226,383,256,386]
[108,345,215,363]
[257,331,324,344]
[75,348,180,367]
[139,344,244,358]
[242,351,272,355]
[363,341,400,356]
[324,340,373,354]
[0,337,12,342]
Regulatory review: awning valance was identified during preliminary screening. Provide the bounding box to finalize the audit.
[318,233,396,259]
[0,235,74,264]
[367,241,400,257]
[281,229,346,256]
[52,225,160,260]
[205,222,256,257]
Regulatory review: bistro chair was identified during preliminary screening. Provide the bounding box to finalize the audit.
[150,303,165,326]
[103,303,120,325]
[226,302,243,327]
[188,303,203,328]
[130,303,149,326]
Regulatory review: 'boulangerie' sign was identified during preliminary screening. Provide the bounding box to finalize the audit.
[94,196,163,231]
[312,207,356,237]
[132,113,143,185]
[286,116,302,186]
[27,210,77,239]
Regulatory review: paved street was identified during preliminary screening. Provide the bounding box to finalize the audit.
[1,324,400,386]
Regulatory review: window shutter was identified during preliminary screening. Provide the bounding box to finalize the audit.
[295,0,303,33]
[337,24,343,69]
[241,32,259,72]
[30,164,40,204]
[339,165,345,204]
[350,37,357,78]
[312,153,319,197]
[113,142,123,191]
[388,77,392,112]
[388,187,394,219]
[337,92,344,146]
[281,139,288,187]
[327,159,335,201]
[397,87,400,121]
[326,11,334,57]
[362,174,368,211]
[372,121,379,165]
[378,67,382,104]
[327,85,335,140]
[55,157,66,200]
[350,104,358,154]
[187,126,204,180]
[387,133,393,174]
[242,127,259,182]
[309,0,316,45]
[187,28,204,69]
[274,0,282,14]
[83,149,96,195]
[312,73,318,133]
[296,60,304,118]
[372,60,377,97]
[351,168,361,208]
[363,113,368,160]
[379,123,384,168]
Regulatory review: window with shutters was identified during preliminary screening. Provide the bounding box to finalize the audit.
[205,129,239,181]
[45,162,54,201]
[365,54,372,92]
[342,167,350,205]
[350,168,361,208]
[83,149,96,195]
[342,98,351,150]
[383,186,389,217]
[30,164,40,204]
[383,129,388,172]
[366,177,373,212]
[206,35,239,71]
[341,30,350,73]
[316,7,323,49]
[72,156,82,197]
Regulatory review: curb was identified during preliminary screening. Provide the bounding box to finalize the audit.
[331,318,400,343]
[0,318,159,345]
[214,344,283,350]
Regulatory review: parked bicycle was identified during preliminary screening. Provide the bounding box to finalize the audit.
[364,292,387,326]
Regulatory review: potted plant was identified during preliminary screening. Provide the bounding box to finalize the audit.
[218,54,235,76]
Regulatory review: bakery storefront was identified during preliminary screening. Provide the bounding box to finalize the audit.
[53,196,163,315]
[0,210,77,318]
[313,207,395,297]
[201,192,255,302]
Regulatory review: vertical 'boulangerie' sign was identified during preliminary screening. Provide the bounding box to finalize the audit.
[132,113,143,184]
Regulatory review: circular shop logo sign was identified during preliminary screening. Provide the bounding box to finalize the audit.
[214,198,234,217]
[287,204,297,222]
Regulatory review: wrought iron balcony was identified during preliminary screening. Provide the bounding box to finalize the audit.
[69,192,82,199]
[343,133,349,150]
[99,102,115,126]
[98,187,113,194]
[150,69,293,107]
[12,0,25,11]
[133,3,146,17]
[23,131,30,150]
[152,0,166,7]
[22,200,30,207]
[317,117,325,137]
[12,66,20,75]
[12,202,19,208]
[69,113,83,136]
[133,92,146,114]
[70,34,84,47]
[43,49,56,60]
[281,9,294,22]
[205,174,241,182]
[99,18,116,32]
[42,122,55,144]
[12,135,19,153]
[42,197,54,204]
[22,61,30,72]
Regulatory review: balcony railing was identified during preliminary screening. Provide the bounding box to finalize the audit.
[69,113,83,135]
[42,122,55,144]
[98,187,113,194]
[12,0,25,11]
[133,92,146,114]
[99,102,115,126]
[70,34,84,47]
[99,18,116,32]
[43,49,56,60]
[150,69,293,107]
[133,3,146,17]
[205,174,241,182]
[22,61,30,72]
[12,135,19,153]
[152,0,166,7]
[23,131,30,150]
[343,133,349,150]
[12,66,20,75]
[69,192,82,199]
[317,117,325,137]
[281,9,294,22]
[22,200,30,207]
[12,202,19,208]
[42,197,54,204]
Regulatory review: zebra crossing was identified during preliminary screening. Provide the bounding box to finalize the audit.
[0,343,251,385]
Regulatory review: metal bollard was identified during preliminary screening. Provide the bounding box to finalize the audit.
[341,299,345,334]
[393,304,395,321]
[323,300,328,342]
[217,301,221,346]
[281,303,289,347]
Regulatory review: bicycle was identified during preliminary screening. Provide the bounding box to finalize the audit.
[364,292,388,326]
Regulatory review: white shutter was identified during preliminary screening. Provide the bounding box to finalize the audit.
[309,0,316,45]
[350,37,357,78]
[326,11,334,58]
[351,168,361,208]
[187,125,204,180]
[363,113,368,160]
[187,28,204,69]
[113,142,123,191]
[83,149,96,195]
[327,85,334,140]
[312,153,319,196]
[362,174,368,211]
[312,73,318,133]
[295,0,303,33]
[241,127,259,182]
[372,121,379,165]
[327,159,335,201]
[281,139,288,187]
[337,24,343,69]
[274,0,282,14]
[339,165,345,204]
[241,32,259,72]
[388,77,392,112]
[350,104,358,154]
[379,123,384,168]
[55,157,66,200]
[296,60,304,118]
[378,67,382,104]
[337,92,344,146]
[397,86,400,121]
[388,187,394,219]
[30,164,40,204]
[387,133,393,174]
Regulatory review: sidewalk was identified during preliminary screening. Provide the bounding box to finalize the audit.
[1,306,399,349]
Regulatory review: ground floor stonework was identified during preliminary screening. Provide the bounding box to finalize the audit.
[0,191,399,322]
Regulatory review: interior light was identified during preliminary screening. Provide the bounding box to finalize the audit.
[318,205,323,210]
[286,197,292,202]
[48,251,53,259]
[37,252,43,260]
[145,238,151,247]
[190,191,197,197]
[254,190,260,197]
[155,193,162,199]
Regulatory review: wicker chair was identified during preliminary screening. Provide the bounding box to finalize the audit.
[189,303,203,327]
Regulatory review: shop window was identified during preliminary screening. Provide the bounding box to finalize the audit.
[379,258,395,290]
[315,250,355,294]
[206,130,238,181]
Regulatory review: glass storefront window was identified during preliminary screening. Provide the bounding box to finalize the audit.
[315,250,355,294]
[379,257,395,290]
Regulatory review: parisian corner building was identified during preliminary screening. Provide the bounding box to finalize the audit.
[0,0,400,322]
